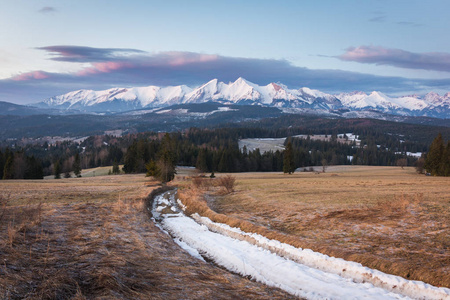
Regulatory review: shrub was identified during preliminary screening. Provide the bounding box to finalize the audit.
[217,175,236,194]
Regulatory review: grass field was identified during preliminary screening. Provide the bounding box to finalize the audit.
[181,166,450,288]
[0,172,294,299]
[2,165,448,298]
[43,165,125,179]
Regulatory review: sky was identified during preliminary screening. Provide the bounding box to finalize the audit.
[1,0,450,104]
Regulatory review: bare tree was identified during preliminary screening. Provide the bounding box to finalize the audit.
[396,158,407,169]
[321,159,328,173]
[415,157,425,174]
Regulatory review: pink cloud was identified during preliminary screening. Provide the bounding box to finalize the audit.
[11,71,50,81]
[3,48,450,105]
[161,52,219,67]
[337,45,450,72]
[77,61,134,76]
[75,52,219,76]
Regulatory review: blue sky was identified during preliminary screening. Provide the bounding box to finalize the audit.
[1,0,450,104]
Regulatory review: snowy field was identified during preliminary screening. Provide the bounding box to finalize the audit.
[152,190,450,300]
[239,133,361,154]
[238,138,286,153]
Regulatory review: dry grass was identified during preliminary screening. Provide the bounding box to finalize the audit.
[1,175,153,206]
[0,174,295,299]
[180,166,450,288]
[189,175,235,194]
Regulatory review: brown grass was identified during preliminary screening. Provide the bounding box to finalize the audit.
[179,166,450,288]
[0,174,295,299]
[217,175,236,194]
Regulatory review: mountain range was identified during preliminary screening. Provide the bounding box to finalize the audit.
[32,77,449,118]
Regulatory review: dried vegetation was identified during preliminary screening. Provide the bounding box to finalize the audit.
[0,174,294,299]
[179,166,450,288]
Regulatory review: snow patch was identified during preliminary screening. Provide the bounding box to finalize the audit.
[151,191,450,300]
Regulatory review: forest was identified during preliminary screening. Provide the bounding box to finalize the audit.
[1,121,448,179]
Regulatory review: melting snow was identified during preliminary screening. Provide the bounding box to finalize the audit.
[152,191,450,300]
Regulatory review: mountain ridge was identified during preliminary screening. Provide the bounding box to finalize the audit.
[34,78,450,118]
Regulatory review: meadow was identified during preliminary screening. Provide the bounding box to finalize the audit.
[180,166,450,288]
[0,171,293,299]
[1,165,448,299]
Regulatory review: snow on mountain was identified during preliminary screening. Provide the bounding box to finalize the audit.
[220,77,263,103]
[38,85,194,111]
[298,87,342,109]
[184,77,277,104]
[36,78,449,118]
[299,87,333,102]
[424,92,443,106]
[337,91,440,113]
[392,95,428,111]
[424,92,450,108]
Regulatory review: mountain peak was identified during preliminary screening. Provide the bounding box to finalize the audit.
[270,83,283,92]
[232,77,251,86]
[34,79,449,118]
[208,78,219,84]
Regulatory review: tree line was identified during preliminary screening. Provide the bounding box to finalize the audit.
[0,149,43,179]
[1,126,446,179]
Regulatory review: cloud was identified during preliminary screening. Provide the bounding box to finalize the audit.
[369,16,386,23]
[368,10,386,23]
[38,6,57,13]
[75,51,220,76]
[11,71,51,81]
[37,45,146,63]
[2,47,450,104]
[396,21,423,27]
[337,45,450,72]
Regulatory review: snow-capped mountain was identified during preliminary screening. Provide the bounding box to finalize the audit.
[34,78,450,118]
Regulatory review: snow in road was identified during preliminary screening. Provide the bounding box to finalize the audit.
[152,190,450,300]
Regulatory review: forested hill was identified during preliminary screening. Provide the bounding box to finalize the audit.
[1,121,448,179]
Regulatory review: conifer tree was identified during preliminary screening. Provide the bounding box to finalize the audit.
[150,133,177,183]
[196,148,209,172]
[123,141,138,173]
[217,150,228,173]
[0,150,4,179]
[145,160,158,178]
[283,141,295,174]
[425,133,444,176]
[24,156,43,179]
[112,160,120,175]
[73,153,82,177]
[440,141,450,176]
[54,161,62,179]
[3,152,14,180]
